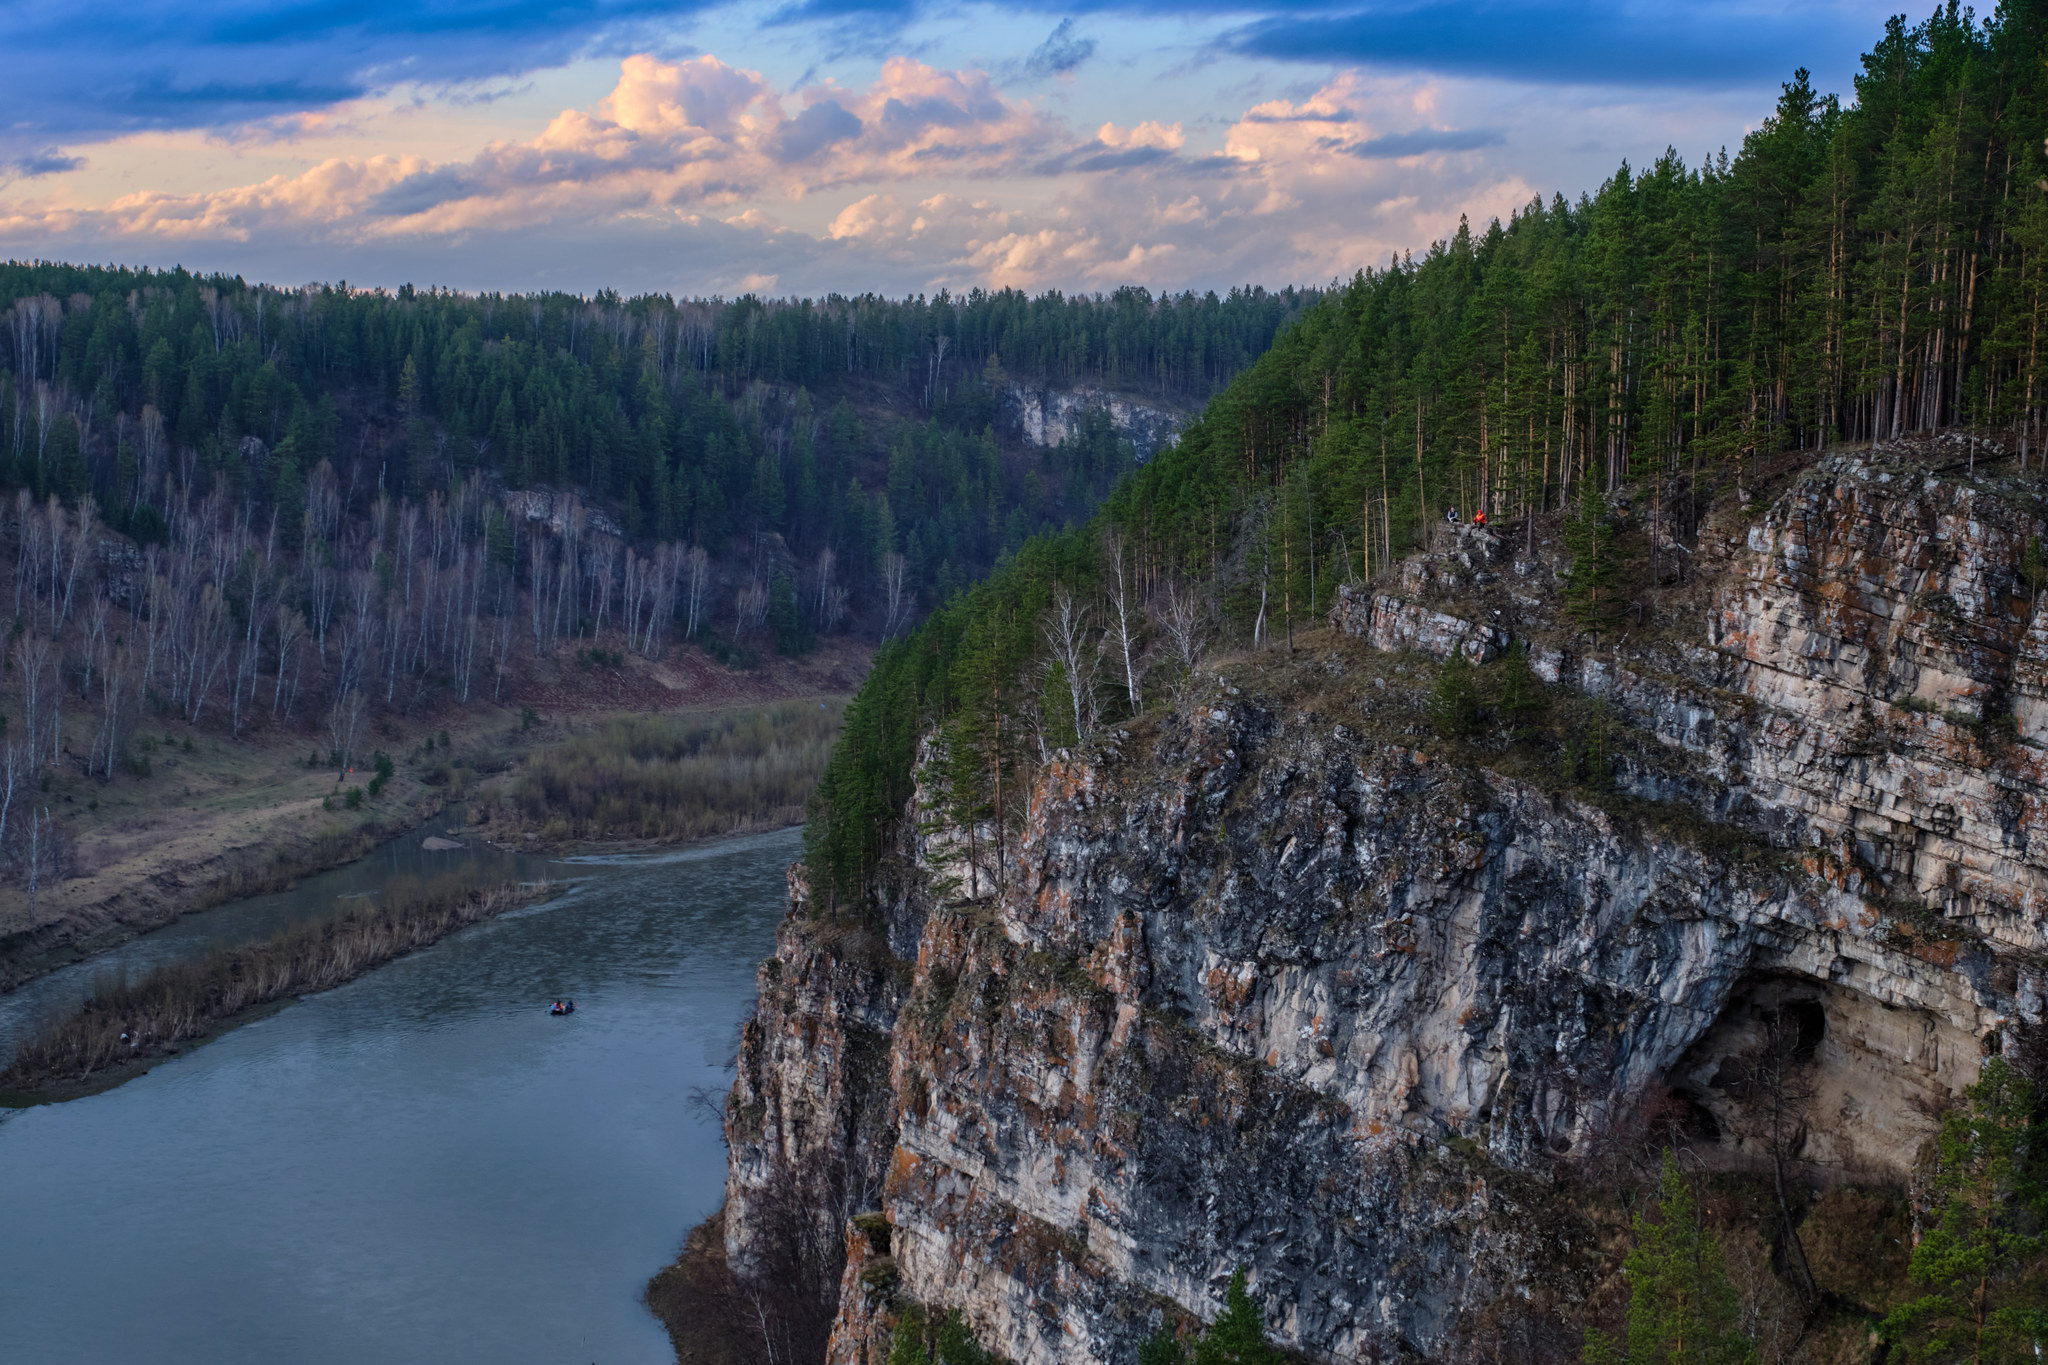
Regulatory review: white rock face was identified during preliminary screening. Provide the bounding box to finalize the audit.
[726,449,2048,1365]
[1005,384,1185,462]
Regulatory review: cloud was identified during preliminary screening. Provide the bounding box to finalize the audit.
[0,55,1058,245]
[1026,19,1097,78]
[1346,127,1500,157]
[1223,1,1870,89]
[0,0,725,147]
[3,151,86,179]
[0,56,1549,296]
[774,100,866,161]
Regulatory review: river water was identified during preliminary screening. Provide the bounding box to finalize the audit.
[0,825,797,1365]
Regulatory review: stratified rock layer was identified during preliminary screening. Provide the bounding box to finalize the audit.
[727,450,2048,1363]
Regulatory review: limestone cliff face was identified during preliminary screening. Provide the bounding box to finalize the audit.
[1005,384,1185,462]
[727,448,2048,1363]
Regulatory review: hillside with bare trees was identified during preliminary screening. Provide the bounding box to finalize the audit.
[0,273,1307,987]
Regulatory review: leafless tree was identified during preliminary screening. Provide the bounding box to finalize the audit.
[587,533,619,640]
[490,581,517,699]
[684,544,709,640]
[1041,586,1100,746]
[182,577,237,725]
[1734,1007,1822,1306]
[13,634,51,778]
[273,605,305,717]
[25,803,49,917]
[528,529,553,656]
[879,550,909,642]
[734,578,770,641]
[92,632,130,780]
[1102,526,1142,713]
[810,547,842,632]
[41,492,63,632]
[326,686,365,774]
[13,488,35,620]
[60,493,96,629]
[0,742,18,855]
[1155,577,1213,697]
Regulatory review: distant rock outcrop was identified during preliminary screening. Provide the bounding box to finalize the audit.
[1004,384,1185,461]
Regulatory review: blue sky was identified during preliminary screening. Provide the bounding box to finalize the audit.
[0,1,1904,296]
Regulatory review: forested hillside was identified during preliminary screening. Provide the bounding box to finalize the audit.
[0,267,1309,894]
[806,0,2048,902]
[0,271,1308,613]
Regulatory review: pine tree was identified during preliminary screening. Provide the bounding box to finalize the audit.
[1430,649,1481,738]
[1562,472,1621,631]
[1492,641,1546,743]
[1584,1152,1751,1365]
[1193,1269,1280,1365]
[1139,1327,1187,1365]
[768,572,813,656]
[1881,1058,2048,1363]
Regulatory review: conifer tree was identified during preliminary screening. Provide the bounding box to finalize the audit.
[1584,1152,1751,1365]
[1430,649,1481,738]
[1562,472,1621,631]
[1193,1269,1281,1365]
[1882,1058,2048,1363]
[1492,641,1546,744]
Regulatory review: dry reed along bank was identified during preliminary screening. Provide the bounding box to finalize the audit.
[1,874,548,1095]
[498,701,842,845]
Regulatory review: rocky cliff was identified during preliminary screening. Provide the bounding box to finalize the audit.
[1005,385,1184,462]
[725,443,2047,1363]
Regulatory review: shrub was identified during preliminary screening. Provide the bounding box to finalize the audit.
[503,701,842,844]
[344,786,364,810]
[367,751,395,798]
[1430,651,1481,738]
[1,875,540,1091]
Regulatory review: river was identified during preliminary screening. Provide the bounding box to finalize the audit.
[0,825,798,1365]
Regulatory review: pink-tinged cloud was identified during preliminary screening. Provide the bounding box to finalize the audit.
[0,58,1535,293]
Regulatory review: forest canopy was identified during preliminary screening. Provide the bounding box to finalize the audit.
[805,0,2048,903]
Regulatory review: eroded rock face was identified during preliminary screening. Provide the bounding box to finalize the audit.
[1005,385,1185,462]
[725,451,2046,1364]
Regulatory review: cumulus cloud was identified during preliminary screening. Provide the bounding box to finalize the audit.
[6,54,1057,245]
[0,54,1546,295]
[0,0,722,148]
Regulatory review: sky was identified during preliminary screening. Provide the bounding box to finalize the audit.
[0,0,1909,299]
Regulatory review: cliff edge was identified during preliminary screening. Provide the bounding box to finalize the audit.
[722,443,2048,1362]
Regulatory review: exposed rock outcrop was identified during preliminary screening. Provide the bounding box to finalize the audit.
[1006,385,1185,462]
[726,447,2047,1363]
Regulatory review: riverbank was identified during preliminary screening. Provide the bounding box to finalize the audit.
[0,827,793,1365]
[0,874,553,1103]
[646,1209,759,1365]
[0,639,865,994]
[481,701,843,853]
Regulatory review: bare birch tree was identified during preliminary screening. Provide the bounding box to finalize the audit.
[1040,587,1100,747]
[1102,526,1142,713]
[879,551,909,642]
[684,544,709,640]
[1154,577,1212,697]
